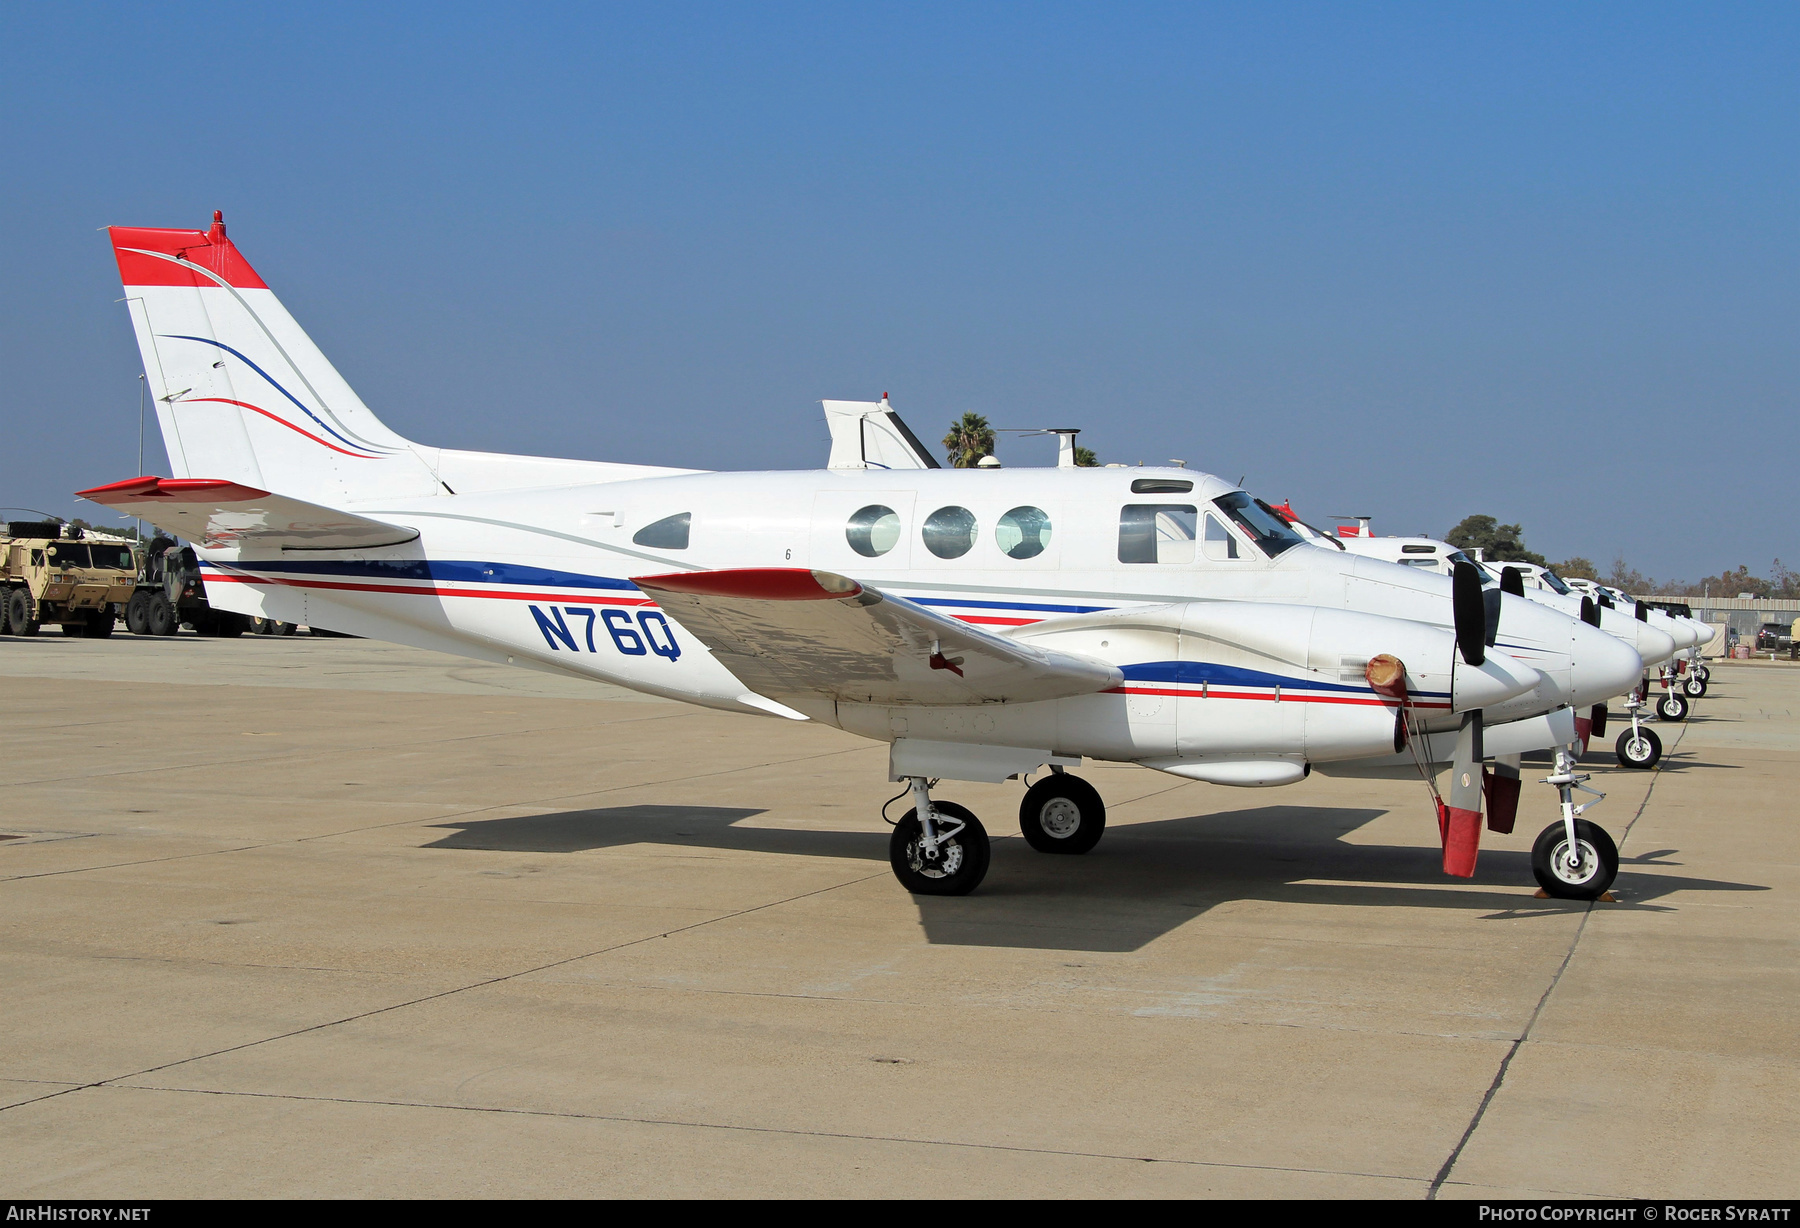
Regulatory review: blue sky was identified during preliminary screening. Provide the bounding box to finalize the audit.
[2,3,1793,580]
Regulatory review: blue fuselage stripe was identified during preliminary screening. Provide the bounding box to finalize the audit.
[204,559,639,592]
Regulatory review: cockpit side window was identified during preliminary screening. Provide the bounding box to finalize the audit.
[1540,570,1573,596]
[1202,514,1240,561]
[1213,492,1303,558]
[1118,504,1197,564]
[633,513,691,550]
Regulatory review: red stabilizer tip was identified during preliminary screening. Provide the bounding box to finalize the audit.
[1442,806,1482,878]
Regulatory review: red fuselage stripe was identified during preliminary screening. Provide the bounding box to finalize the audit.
[1109,685,1451,710]
[205,573,656,606]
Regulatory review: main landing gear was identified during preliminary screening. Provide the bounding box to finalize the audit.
[886,768,1111,895]
[1534,745,1618,900]
[1018,769,1107,854]
[889,777,991,896]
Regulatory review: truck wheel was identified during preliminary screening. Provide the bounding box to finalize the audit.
[85,608,116,638]
[0,593,11,635]
[146,594,178,637]
[215,612,249,638]
[60,619,87,637]
[8,591,40,637]
[126,592,151,635]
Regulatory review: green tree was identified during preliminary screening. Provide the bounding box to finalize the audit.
[1551,557,1598,580]
[1606,555,1653,595]
[1444,514,1548,566]
[1073,445,1099,467]
[942,413,996,468]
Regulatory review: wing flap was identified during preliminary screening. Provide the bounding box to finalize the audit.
[633,568,1121,706]
[76,476,418,551]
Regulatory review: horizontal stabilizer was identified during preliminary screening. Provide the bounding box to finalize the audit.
[75,476,418,551]
[632,567,1121,706]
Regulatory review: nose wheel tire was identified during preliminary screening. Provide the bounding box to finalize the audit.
[1694,665,1711,683]
[1531,819,1619,900]
[1682,676,1707,698]
[890,803,990,896]
[1615,727,1662,769]
[1019,773,1107,854]
[1655,693,1689,722]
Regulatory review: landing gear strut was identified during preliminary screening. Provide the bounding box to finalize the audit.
[1533,745,1618,899]
[1653,666,1690,721]
[888,777,990,896]
[1614,685,1662,770]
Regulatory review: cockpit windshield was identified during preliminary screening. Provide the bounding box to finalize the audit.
[1214,492,1304,558]
[1538,569,1573,596]
[1445,550,1497,585]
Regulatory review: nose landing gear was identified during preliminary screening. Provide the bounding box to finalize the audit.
[1534,744,1618,900]
[1613,686,1663,769]
[888,776,991,896]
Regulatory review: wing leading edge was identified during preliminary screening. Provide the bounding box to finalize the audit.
[632,568,1122,706]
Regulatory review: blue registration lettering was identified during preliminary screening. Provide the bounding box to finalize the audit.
[602,609,647,655]
[638,611,680,661]
[529,604,578,651]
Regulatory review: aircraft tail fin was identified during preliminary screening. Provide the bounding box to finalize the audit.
[109,213,441,505]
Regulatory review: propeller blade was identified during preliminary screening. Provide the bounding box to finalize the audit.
[1452,560,1486,666]
[1500,566,1524,597]
[1580,595,1601,627]
[1635,602,1648,622]
[1590,702,1608,739]
[1442,709,1484,877]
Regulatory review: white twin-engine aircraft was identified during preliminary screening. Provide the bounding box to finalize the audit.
[83,214,1647,903]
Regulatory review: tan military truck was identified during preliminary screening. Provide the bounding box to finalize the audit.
[0,521,139,637]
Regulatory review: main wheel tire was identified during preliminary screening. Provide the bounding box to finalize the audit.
[889,803,990,896]
[8,590,40,637]
[1656,692,1689,722]
[126,592,151,635]
[146,594,178,637]
[1615,726,1662,769]
[1683,676,1707,698]
[1018,773,1107,854]
[1531,818,1619,900]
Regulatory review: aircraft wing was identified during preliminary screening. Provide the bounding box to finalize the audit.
[75,476,418,551]
[632,568,1122,705]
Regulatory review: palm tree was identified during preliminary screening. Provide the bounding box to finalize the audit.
[1073,445,1099,467]
[942,413,996,468]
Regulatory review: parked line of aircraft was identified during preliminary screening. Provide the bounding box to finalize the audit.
[80,214,1718,903]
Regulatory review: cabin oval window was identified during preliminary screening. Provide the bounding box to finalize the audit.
[632,512,691,550]
[846,505,902,558]
[995,506,1052,560]
[922,506,978,559]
